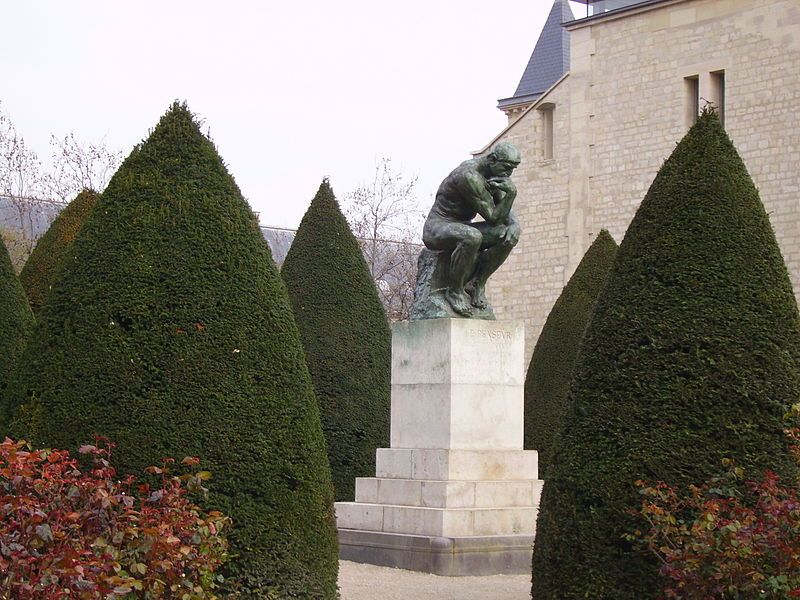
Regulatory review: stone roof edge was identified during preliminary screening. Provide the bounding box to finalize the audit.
[497,93,542,110]
[259,224,298,233]
[564,0,691,30]
[473,71,570,157]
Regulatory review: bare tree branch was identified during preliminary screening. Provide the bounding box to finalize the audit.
[0,102,123,270]
[0,105,48,269]
[345,158,424,321]
[43,132,123,202]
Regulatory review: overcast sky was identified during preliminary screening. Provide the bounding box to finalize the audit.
[3,1,578,229]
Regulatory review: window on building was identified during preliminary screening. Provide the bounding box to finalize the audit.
[539,104,555,160]
[710,70,725,126]
[684,75,699,127]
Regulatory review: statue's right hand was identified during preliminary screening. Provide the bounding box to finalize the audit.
[487,177,516,195]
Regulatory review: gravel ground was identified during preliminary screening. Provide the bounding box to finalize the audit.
[338,560,531,600]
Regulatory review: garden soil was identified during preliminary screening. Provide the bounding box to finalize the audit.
[338,561,530,599]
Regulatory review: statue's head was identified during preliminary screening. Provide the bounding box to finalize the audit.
[485,141,521,178]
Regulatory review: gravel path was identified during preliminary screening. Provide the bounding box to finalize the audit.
[338,561,531,600]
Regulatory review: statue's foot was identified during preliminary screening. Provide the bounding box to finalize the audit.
[465,281,488,309]
[445,289,473,317]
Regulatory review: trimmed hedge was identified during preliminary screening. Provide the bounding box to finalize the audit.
[531,110,800,599]
[524,229,617,477]
[20,189,100,315]
[281,179,391,502]
[0,238,34,431]
[8,103,338,599]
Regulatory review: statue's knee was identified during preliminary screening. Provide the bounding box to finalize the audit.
[462,230,482,250]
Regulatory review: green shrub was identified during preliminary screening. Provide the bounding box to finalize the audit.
[7,102,338,599]
[0,238,34,430]
[524,229,617,477]
[19,189,100,315]
[281,179,391,502]
[531,110,800,600]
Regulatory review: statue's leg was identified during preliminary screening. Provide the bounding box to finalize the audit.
[446,233,482,315]
[423,218,482,316]
[466,223,517,308]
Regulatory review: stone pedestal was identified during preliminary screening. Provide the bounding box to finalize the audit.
[335,319,543,576]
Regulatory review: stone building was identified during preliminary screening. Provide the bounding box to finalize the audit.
[482,0,800,362]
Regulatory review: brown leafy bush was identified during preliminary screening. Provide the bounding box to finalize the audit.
[0,437,231,599]
[629,405,800,599]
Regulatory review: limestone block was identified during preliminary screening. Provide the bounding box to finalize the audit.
[354,478,378,503]
[336,502,539,537]
[474,481,538,508]
[383,506,473,537]
[375,448,539,480]
[472,507,538,536]
[354,478,541,509]
[336,502,383,532]
[375,448,412,479]
[391,319,524,386]
[423,480,541,509]
[420,481,476,508]
[390,319,525,450]
[418,449,538,480]
[376,479,422,506]
[390,383,523,449]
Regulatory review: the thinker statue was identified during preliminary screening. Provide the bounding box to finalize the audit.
[410,141,521,320]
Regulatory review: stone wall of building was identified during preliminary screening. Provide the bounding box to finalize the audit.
[483,78,572,364]
[485,0,800,363]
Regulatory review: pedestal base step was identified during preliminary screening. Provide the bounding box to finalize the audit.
[336,501,538,537]
[355,477,543,508]
[338,529,534,576]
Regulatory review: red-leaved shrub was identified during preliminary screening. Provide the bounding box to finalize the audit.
[629,406,800,599]
[0,437,231,599]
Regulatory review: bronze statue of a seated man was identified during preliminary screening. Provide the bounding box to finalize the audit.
[421,141,522,317]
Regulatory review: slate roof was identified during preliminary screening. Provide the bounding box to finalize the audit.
[260,226,296,267]
[497,0,573,109]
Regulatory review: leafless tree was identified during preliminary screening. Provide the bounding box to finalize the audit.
[44,132,123,203]
[345,158,425,321]
[0,107,49,270]
[0,103,123,271]
[0,225,29,272]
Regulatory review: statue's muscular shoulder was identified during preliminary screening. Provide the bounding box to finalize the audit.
[441,159,485,195]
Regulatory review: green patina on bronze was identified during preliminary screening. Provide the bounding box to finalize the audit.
[411,141,522,320]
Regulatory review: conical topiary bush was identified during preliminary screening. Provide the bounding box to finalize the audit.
[524,229,617,477]
[19,189,100,314]
[281,179,391,502]
[8,103,338,599]
[531,110,800,600]
[0,238,34,431]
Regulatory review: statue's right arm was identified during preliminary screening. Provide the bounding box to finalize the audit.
[488,178,517,224]
[461,172,504,225]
